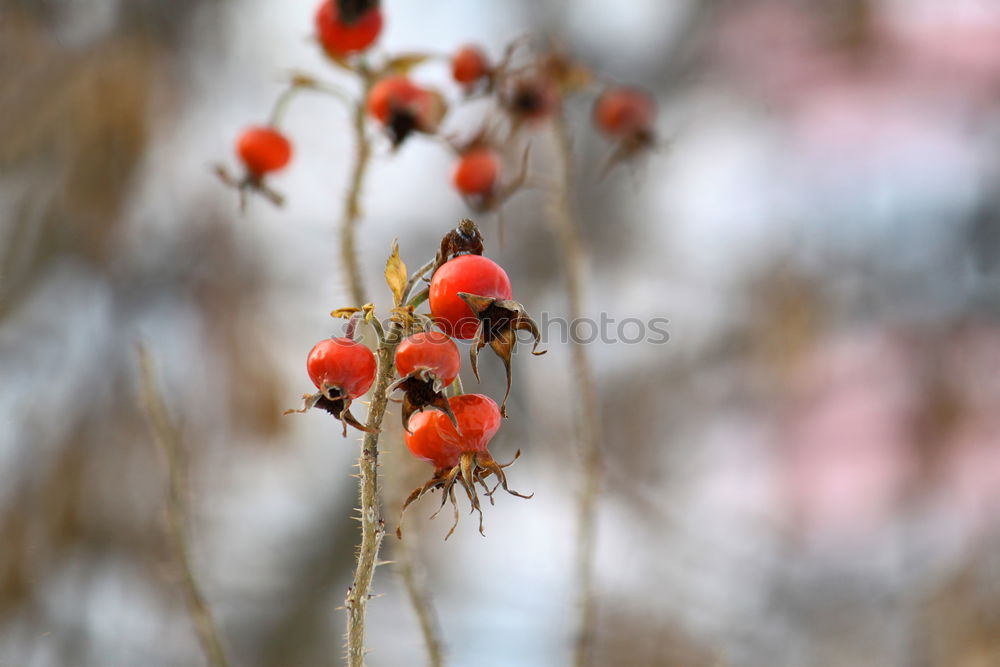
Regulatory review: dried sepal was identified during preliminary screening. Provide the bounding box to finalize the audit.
[338,0,380,24]
[600,129,657,177]
[388,369,459,433]
[539,50,593,94]
[396,449,531,540]
[458,293,545,416]
[283,384,375,436]
[214,165,285,212]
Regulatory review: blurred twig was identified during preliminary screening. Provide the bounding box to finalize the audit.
[136,343,230,667]
[550,113,603,667]
[340,75,374,306]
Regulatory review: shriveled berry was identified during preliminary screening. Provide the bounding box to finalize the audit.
[502,77,557,123]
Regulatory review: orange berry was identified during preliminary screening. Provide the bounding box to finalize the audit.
[452,148,500,197]
[593,86,656,139]
[315,0,382,57]
[236,126,292,176]
[451,45,489,86]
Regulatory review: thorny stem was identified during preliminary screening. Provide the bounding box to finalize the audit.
[136,344,231,667]
[340,76,374,307]
[345,261,437,667]
[550,113,603,667]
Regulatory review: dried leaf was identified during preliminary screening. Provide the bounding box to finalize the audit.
[362,302,376,322]
[385,240,408,307]
[331,306,361,319]
[383,52,433,76]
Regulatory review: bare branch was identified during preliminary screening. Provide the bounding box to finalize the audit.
[136,343,231,667]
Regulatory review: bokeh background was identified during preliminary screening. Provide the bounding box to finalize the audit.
[2,0,1000,665]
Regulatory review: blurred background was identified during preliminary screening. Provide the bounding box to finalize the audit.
[2,0,1000,665]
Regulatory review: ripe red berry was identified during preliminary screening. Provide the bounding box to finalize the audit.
[367,75,444,145]
[395,331,461,385]
[367,76,421,124]
[593,86,656,139]
[429,255,512,339]
[307,337,376,398]
[452,148,500,197]
[237,126,292,176]
[451,45,489,87]
[315,0,382,57]
[398,390,530,538]
[404,393,500,469]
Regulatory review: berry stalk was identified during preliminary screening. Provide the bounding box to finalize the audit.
[340,71,374,307]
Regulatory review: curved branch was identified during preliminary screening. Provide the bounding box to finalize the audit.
[550,114,603,667]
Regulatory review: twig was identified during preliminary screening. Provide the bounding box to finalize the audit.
[136,344,231,667]
[550,113,603,667]
[340,79,374,306]
[345,261,437,667]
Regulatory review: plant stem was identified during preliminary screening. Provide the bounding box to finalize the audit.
[136,344,231,667]
[340,82,373,307]
[345,260,438,666]
[550,114,603,667]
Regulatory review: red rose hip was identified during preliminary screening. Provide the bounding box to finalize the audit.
[307,337,376,398]
[395,331,461,385]
[452,148,500,197]
[404,393,500,469]
[451,45,490,87]
[237,126,292,176]
[593,86,656,139]
[315,0,383,57]
[429,255,512,339]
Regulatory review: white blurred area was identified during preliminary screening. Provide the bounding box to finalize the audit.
[2,1,999,666]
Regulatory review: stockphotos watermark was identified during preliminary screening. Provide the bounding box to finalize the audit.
[353,314,670,346]
[532,312,670,345]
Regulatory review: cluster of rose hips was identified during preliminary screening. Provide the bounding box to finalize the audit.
[219,0,658,210]
[288,220,543,538]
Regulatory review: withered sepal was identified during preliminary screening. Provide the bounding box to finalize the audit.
[458,292,546,416]
[396,449,531,540]
[283,384,374,436]
[387,369,459,433]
